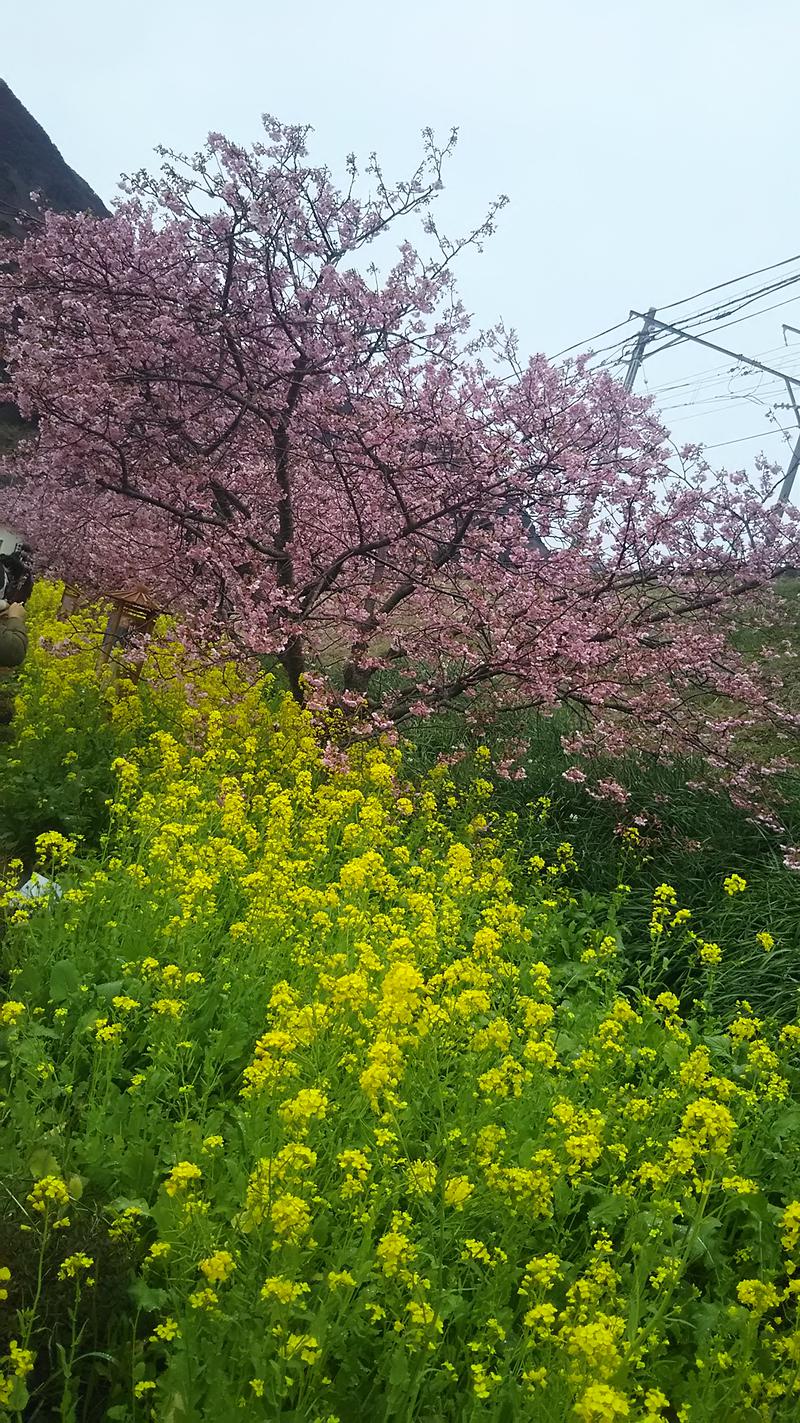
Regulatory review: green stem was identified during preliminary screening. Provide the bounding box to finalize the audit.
[625,1172,716,1373]
[20,1215,50,1351]
[59,1287,82,1421]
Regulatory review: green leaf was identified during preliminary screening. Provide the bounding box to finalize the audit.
[562,963,598,984]
[29,1147,60,1179]
[553,1177,573,1215]
[5,1375,29,1410]
[49,959,81,1002]
[661,1040,684,1068]
[160,1393,189,1423]
[702,1033,732,1054]
[686,1299,724,1341]
[11,962,41,999]
[388,1348,410,1392]
[439,1290,470,1322]
[95,980,125,1000]
[684,1215,723,1264]
[589,1195,630,1227]
[111,1195,151,1217]
[129,1280,168,1311]
[772,1107,800,1140]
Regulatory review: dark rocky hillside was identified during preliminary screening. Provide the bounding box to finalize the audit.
[1,80,108,457]
[0,78,107,237]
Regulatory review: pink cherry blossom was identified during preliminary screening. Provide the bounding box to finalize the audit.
[2,117,800,815]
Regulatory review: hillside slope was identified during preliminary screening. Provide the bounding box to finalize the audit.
[0,77,107,238]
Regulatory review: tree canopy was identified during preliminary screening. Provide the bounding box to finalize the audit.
[2,117,799,814]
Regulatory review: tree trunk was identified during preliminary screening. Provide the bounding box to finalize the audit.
[281,636,306,703]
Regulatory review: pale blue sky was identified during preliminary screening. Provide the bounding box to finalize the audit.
[4,0,800,465]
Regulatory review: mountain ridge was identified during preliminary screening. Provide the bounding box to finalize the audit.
[0,79,110,460]
[0,77,108,238]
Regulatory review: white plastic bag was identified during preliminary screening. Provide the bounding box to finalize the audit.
[15,872,63,901]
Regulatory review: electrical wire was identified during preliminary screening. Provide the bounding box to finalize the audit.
[596,303,800,377]
[555,253,800,369]
[550,319,635,361]
[659,252,800,313]
[654,371,781,405]
[663,407,785,432]
[701,426,796,452]
[647,350,800,397]
[640,337,800,388]
[660,395,781,421]
[542,258,800,476]
[648,289,800,356]
[551,257,800,381]
[662,271,800,332]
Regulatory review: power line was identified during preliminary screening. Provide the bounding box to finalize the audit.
[701,426,795,452]
[660,409,785,435]
[659,252,800,313]
[626,327,797,389]
[665,270,800,331]
[553,286,800,370]
[630,310,800,391]
[652,369,787,403]
[553,251,800,369]
[660,396,781,421]
[654,375,761,401]
[550,318,634,361]
[647,349,800,397]
[589,292,800,374]
[650,287,800,354]
[550,256,800,499]
[631,304,800,501]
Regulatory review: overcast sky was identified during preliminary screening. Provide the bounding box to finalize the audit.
[5,0,800,468]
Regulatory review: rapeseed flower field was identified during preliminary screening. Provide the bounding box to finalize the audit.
[1,587,800,1421]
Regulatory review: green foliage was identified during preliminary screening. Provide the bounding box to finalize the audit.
[0,585,120,855]
[1,592,800,1419]
[406,709,800,1019]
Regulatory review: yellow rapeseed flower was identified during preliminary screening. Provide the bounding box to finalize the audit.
[327,1270,357,1290]
[199,1250,236,1284]
[723,873,747,896]
[573,1383,630,1421]
[58,1253,94,1281]
[737,1278,781,1312]
[151,1318,180,1342]
[27,1175,70,1217]
[7,1342,35,1380]
[261,1276,311,1305]
[164,1161,202,1196]
[443,1175,474,1209]
[781,1202,800,1253]
[269,1194,313,1244]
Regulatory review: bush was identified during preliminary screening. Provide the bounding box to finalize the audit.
[2,600,800,1419]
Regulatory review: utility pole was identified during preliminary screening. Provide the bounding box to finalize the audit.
[623,307,657,392]
[780,326,800,504]
[629,309,800,505]
[779,433,800,504]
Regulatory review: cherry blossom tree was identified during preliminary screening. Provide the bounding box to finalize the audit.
[2,117,799,811]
